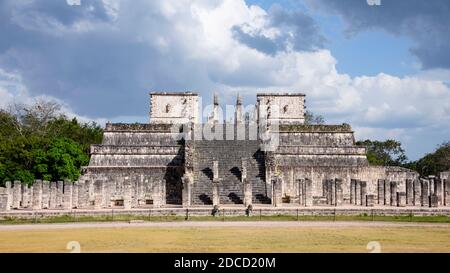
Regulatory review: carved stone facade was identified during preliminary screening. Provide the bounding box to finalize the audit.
[1,92,448,211]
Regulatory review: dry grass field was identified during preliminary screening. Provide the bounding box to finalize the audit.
[1,224,450,253]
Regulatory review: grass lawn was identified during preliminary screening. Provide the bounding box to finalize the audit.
[1,226,450,253]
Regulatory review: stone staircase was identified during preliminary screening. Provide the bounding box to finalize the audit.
[191,140,270,205]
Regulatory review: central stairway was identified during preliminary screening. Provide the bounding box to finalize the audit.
[191,139,270,205]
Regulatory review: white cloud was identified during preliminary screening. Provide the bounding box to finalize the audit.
[0,0,449,159]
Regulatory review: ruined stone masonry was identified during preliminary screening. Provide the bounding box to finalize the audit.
[1,92,449,211]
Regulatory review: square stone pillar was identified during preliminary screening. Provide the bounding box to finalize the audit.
[305,178,313,207]
[434,178,443,206]
[123,177,132,210]
[0,188,9,211]
[377,179,385,205]
[72,181,79,209]
[360,181,367,206]
[32,180,43,210]
[242,159,252,207]
[355,180,361,206]
[350,179,356,205]
[212,180,220,207]
[49,182,57,209]
[366,195,375,207]
[63,181,73,210]
[413,179,421,206]
[94,180,103,210]
[390,182,397,206]
[335,179,343,206]
[41,181,50,209]
[21,184,30,208]
[56,181,64,208]
[77,180,87,208]
[182,175,192,207]
[272,176,283,207]
[406,179,413,206]
[421,179,429,207]
[444,179,450,206]
[330,179,336,206]
[397,192,406,207]
[323,180,330,205]
[430,195,439,208]
[5,181,12,210]
[384,180,390,206]
[12,181,22,209]
[297,179,304,206]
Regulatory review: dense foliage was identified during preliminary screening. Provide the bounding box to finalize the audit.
[0,100,103,185]
[404,142,450,177]
[356,139,408,166]
[357,139,449,176]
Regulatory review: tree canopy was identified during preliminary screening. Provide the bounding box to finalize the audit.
[356,139,408,166]
[0,100,103,185]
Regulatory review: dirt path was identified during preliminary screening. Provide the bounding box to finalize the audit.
[1,221,450,231]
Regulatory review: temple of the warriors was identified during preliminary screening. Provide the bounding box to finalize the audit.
[1,92,449,211]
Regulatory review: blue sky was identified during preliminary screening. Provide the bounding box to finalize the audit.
[0,0,449,160]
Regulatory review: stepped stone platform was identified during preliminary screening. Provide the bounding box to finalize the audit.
[1,92,448,213]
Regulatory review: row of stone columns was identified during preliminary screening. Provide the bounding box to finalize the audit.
[324,179,343,206]
[0,180,79,211]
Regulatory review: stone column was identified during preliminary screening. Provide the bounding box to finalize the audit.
[297,179,304,206]
[56,181,64,208]
[413,179,421,206]
[430,195,439,207]
[444,179,450,206]
[42,181,50,209]
[49,182,57,209]
[0,188,9,211]
[377,179,385,205]
[77,180,86,208]
[406,179,413,206]
[366,195,375,207]
[212,181,220,207]
[429,176,435,196]
[397,192,406,207]
[123,177,132,210]
[72,181,79,209]
[182,174,192,207]
[360,181,367,206]
[94,180,104,210]
[350,179,356,205]
[335,179,343,206]
[435,178,443,206]
[390,182,397,206]
[212,161,220,206]
[21,184,30,208]
[5,181,12,210]
[32,180,43,210]
[421,179,429,207]
[272,176,283,207]
[12,181,22,209]
[355,180,361,206]
[330,179,336,206]
[324,180,330,205]
[384,180,390,206]
[242,159,252,207]
[63,181,73,210]
[305,178,313,207]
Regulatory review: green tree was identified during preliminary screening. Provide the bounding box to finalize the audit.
[304,110,325,125]
[0,99,103,184]
[356,139,407,166]
[406,141,450,176]
[35,137,89,181]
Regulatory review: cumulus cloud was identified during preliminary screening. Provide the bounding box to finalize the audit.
[305,0,450,70]
[0,0,449,159]
[232,3,326,55]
